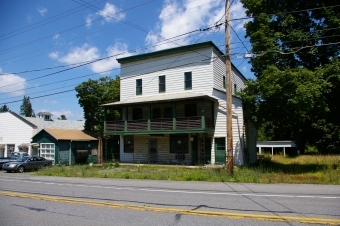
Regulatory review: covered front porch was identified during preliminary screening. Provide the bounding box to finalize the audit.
[101,93,217,165]
[102,92,217,136]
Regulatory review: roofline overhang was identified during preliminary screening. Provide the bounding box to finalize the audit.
[116,40,248,81]
[101,94,217,108]
[117,41,224,64]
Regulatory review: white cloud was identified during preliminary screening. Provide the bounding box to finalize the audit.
[51,109,73,119]
[49,42,131,74]
[145,0,223,50]
[98,3,125,22]
[85,14,93,28]
[57,44,100,65]
[91,43,131,74]
[230,1,249,31]
[85,3,125,27]
[53,34,59,40]
[37,6,47,16]
[49,51,59,59]
[0,69,26,96]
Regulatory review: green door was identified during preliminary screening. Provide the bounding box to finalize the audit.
[191,135,198,165]
[215,138,226,164]
[149,139,158,163]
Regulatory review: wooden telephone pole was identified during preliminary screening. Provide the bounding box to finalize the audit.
[225,0,234,175]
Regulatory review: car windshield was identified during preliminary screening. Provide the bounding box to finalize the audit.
[16,157,29,162]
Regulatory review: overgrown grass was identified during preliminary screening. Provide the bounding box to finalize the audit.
[33,155,340,184]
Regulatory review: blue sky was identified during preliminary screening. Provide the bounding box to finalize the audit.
[0,0,253,121]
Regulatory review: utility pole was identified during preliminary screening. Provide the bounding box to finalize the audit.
[225,0,233,175]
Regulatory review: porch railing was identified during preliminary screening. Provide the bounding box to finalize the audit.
[106,116,214,132]
[127,119,148,131]
[106,120,125,131]
[176,116,201,129]
[150,118,173,130]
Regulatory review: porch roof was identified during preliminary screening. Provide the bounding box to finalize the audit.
[101,92,217,107]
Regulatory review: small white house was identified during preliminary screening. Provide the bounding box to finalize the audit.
[101,41,257,165]
[0,111,84,158]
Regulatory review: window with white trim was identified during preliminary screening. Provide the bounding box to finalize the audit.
[40,143,55,160]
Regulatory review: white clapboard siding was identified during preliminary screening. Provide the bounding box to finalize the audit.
[0,112,36,156]
[120,48,214,101]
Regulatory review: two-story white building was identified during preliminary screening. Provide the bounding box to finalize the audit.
[101,41,257,165]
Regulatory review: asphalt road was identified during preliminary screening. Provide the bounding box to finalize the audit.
[0,171,339,226]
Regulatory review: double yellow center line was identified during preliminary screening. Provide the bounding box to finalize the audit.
[1,190,339,225]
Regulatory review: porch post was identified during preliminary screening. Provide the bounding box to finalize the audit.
[104,108,107,133]
[148,105,151,131]
[284,147,286,156]
[124,107,128,132]
[201,99,205,129]
[173,103,176,130]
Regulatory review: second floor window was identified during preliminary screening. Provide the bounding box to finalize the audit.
[136,79,142,95]
[223,76,226,89]
[159,75,165,93]
[184,72,192,89]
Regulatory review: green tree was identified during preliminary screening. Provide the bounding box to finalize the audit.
[0,104,9,112]
[20,96,35,117]
[240,0,340,153]
[75,76,120,132]
[58,115,67,120]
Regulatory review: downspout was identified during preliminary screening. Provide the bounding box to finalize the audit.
[69,140,72,166]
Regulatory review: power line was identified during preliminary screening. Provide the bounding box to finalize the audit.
[0,0,106,41]
[0,55,216,105]
[0,20,223,79]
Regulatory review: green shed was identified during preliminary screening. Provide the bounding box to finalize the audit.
[31,128,99,165]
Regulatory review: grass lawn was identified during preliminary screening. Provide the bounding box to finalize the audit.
[33,155,340,184]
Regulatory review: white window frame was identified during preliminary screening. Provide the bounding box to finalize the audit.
[40,143,55,161]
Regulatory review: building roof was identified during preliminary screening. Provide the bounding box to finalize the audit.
[101,92,217,107]
[42,128,98,141]
[24,117,84,130]
[37,111,53,116]
[117,40,248,81]
[117,41,224,64]
[1,111,38,129]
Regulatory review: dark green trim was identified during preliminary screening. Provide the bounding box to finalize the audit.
[148,105,151,130]
[201,99,205,129]
[104,128,215,136]
[117,40,247,81]
[159,75,166,93]
[117,41,223,64]
[184,71,192,90]
[223,76,226,89]
[136,79,142,95]
[173,103,176,130]
[124,107,128,131]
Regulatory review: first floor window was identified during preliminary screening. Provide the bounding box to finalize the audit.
[170,134,189,153]
[124,136,134,153]
[223,76,226,89]
[40,143,55,160]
